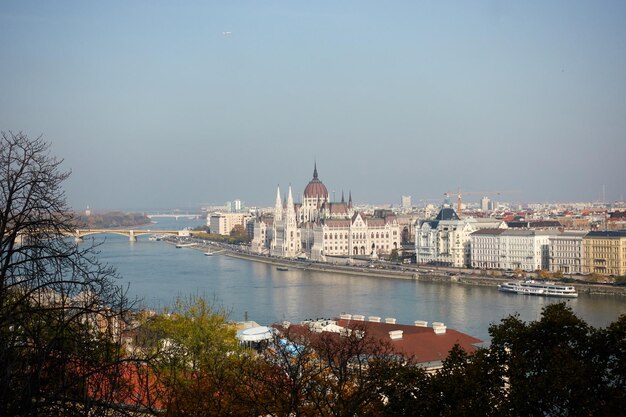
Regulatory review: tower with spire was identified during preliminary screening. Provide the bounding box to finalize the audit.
[282,185,301,257]
[271,185,285,256]
[301,162,329,223]
[252,161,401,262]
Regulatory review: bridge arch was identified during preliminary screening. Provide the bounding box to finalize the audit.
[72,229,184,242]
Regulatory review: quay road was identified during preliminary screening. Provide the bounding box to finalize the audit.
[164,236,626,297]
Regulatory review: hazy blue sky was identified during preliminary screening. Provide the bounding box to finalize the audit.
[1,1,625,210]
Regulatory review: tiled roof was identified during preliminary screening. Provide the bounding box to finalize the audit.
[366,218,386,227]
[434,207,460,221]
[586,230,626,238]
[507,220,562,229]
[335,318,482,364]
[329,202,348,214]
[324,219,351,228]
[471,228,507,236]
[304,164,329,199]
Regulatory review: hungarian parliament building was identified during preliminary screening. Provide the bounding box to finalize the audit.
[251,164,401,261]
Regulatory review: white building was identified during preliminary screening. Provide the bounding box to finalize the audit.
[415,207,506,267]
[481,196,490,212]
[253,164,400,261]
[470,229,558,271]
[549,231,587,275]
[311,211,401,261]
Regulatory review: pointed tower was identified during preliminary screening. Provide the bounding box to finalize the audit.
[274,185,283,222]
[302,161,328,223]
[283,184,301,257]
[285,185,296,227]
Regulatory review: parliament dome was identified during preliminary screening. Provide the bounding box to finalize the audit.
[303,164,329,199]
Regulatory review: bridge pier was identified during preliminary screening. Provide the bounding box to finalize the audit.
[129,230,137,242]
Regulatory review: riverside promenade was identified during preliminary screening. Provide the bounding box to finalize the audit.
[168,237,626,297]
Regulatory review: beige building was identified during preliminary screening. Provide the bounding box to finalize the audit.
[582,230,626,276]
[209,212,252,236]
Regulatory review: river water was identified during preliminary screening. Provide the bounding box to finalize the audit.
[94,218,626,341]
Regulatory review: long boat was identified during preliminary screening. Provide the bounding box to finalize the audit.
[498,280,578,298]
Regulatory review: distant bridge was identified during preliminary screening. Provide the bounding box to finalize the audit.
[70,229,189,242]
[146,214,202,220]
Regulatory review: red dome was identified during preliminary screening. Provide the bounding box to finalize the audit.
[304,178,328,199]
[303,163,329,199]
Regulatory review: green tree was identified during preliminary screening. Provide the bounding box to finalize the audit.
[138,296,246,416]
[488,303,624,416]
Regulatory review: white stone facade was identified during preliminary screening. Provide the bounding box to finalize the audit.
[549,231,587,274]
[414,207,505,268]
[253,165,400,261]
[470,229,557,271]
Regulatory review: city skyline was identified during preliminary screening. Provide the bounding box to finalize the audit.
[1,1,624,209]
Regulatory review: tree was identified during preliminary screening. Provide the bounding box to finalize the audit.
[137,296,247,416]
[0,132,133,416]
[229,224,250,243]
[488,303,626,416]
[240,321,405,417]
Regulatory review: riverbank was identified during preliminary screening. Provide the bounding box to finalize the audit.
[171,239,626,298]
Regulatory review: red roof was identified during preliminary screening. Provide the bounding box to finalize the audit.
[303,164,329,199]
[335,318,482,364]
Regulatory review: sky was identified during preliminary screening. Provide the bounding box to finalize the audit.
[1,1,625,210]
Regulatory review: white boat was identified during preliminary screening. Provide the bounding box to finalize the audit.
[204,252,213,256]
[498,280,578,298]
[175,243,195,248]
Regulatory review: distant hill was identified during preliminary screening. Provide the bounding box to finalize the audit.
[74,211,151,228]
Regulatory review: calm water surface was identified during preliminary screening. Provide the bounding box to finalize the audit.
[94,218,626,341]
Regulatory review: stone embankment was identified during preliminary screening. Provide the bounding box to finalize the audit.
[172,239,626,297]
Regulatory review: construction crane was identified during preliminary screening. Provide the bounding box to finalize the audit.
[443,190,508,219]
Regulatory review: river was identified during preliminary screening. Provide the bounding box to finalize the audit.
[93,218,626,341]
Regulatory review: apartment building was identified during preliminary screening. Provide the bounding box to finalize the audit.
[549,231,587,275]
[470,229,557,272]
[582,230,626,276]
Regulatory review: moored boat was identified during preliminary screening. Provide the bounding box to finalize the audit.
[498,280,578,298]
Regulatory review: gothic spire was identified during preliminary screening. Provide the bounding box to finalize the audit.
[313,161,318,180]
[274,185,283,221]
[341,190,345,203]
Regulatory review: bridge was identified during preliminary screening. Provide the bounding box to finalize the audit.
[146,214,202,220]
[71,229,189,242]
